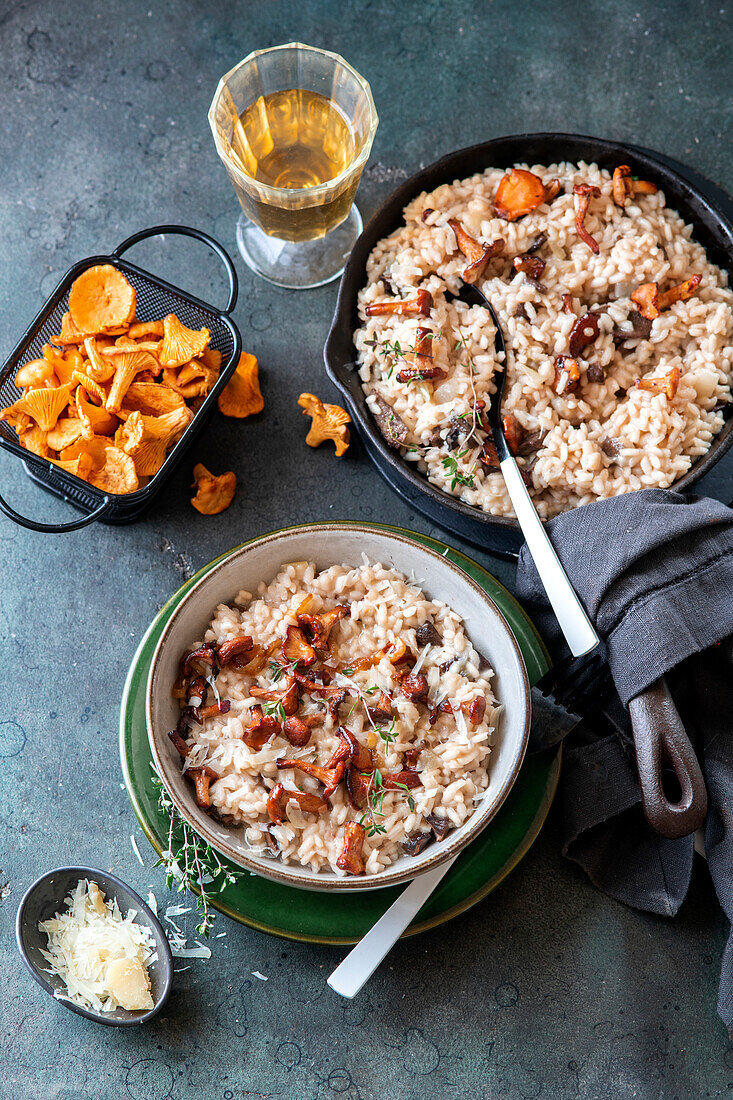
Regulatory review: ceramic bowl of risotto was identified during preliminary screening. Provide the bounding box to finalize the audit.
[325,133,733,557]
[146,524,531,892]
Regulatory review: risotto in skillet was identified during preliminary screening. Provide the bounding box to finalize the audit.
[355,160,733,519]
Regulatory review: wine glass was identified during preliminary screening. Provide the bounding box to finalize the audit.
[209,43,378,290]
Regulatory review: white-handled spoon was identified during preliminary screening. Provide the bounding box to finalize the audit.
[459,281,599,658]
[327,857,456,998]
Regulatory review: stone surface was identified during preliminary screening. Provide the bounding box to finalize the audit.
[1,1,732,1097]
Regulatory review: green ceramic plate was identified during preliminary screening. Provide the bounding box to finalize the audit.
[119,522,559,945]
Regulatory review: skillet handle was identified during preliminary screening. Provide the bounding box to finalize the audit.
[0,484,112,532]
[628,676,707,838]
[112,224,238,315]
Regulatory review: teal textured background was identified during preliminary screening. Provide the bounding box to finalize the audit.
[0,1,731,1097]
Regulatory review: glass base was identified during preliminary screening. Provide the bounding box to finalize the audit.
[235,206,362,289]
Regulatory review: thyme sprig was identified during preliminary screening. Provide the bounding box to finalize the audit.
[441,450,476,490]
[436,327,488,489]
[263,700,287,722]
[375,716,397,744]
[363,335,404,380]
[152,775,245,937]
[268,660,285,683]
[359,769,387,837]
[455,329,484,447]
[358,766,416,837]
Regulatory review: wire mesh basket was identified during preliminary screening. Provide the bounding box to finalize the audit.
[0,224,241,532]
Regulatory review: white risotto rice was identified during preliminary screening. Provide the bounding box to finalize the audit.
[174,560,500,876]
[355,161,733,518]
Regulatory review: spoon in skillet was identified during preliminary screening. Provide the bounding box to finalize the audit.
[457,280,598,657]
[457,279,706,838]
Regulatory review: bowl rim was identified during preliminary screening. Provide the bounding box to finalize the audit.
[15,865,173,1027]
[145,521,531,892]
[324,131,733,548]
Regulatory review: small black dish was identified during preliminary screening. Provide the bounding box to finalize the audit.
[325,133,733,558]
[16,866,172,1027]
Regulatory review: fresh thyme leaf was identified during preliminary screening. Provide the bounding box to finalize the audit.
[263,701,286,722]
[441,453,476,491]
[269,661,284,683]
[377,717,397,744]
[358,808,386,837]
[394,782,417,812]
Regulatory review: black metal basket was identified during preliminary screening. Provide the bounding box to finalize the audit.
[0,224,242,532]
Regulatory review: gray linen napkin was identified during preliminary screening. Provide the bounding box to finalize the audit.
[515,489,733,1033]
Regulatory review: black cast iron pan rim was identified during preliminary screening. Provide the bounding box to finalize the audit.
[324,132,733,557]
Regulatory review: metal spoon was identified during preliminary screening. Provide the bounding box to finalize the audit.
[463,282,706,834]
[458,281,598,657]
[328,860,454,999]
[464,281,706,835]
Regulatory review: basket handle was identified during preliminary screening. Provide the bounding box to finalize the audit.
[0,484,112,533]
[112,224,238,314]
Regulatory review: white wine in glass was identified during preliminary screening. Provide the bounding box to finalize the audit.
[209,44,378,289]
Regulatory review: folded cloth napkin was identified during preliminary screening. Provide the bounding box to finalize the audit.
[515,489,733,1033]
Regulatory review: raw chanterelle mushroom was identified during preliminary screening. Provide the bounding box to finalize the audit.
[190,463,237,515]
[297,392,351,457]
[217,351,264,418]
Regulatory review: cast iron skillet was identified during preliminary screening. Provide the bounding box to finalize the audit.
[324,133,733,559]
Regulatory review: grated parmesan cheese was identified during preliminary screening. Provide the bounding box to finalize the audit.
[130,834,145,866]
[409,644,431,677]
[453,704,470,743]
[39,880,156,1014]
